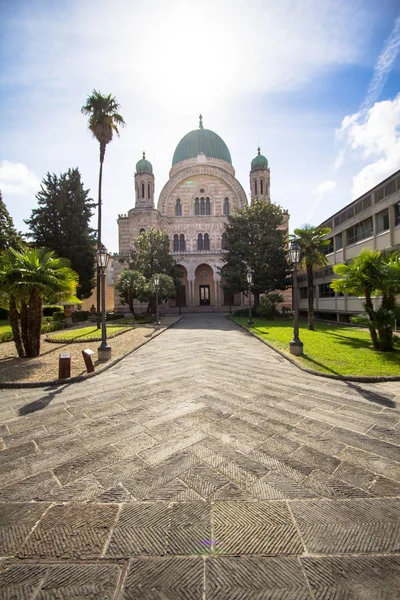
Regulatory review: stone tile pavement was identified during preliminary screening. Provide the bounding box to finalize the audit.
[0,313,400,598]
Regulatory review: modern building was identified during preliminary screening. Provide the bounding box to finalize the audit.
[298,169,400,321]
[114,116,289,312]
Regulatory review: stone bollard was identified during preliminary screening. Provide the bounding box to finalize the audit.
[82,349,95,373]
[59,352,71,379]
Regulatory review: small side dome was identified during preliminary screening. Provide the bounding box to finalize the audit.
[251,147,268,171]
[136,151,153,175]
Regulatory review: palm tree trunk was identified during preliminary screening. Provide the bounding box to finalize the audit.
[9,294,25,358]
[306,263,314,330]
[20,300,29,357]
[96,147,105,329]
[364,289,379,350]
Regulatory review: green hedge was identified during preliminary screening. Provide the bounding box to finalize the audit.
[71,310,91,322]
[43,305,63,316]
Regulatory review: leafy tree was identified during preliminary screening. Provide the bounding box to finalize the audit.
[221,199,291,307]
[331,248,400,351]
[25,168,96,299]
[115,270,146,315]
[81,91,125,321]
[292,224,332,330]
[0,190,23,251]
[128,228,179,281]
[145,273,176,312]
[0,247,78,357]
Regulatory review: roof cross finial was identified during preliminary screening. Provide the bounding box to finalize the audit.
[143,151,146,159]
[199,114,203,129]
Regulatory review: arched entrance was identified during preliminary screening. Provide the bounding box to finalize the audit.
[195,263,215,306]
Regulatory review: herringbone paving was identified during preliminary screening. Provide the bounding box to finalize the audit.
[1,314,400,598]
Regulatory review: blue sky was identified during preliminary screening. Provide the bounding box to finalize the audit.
[1,0,400,252]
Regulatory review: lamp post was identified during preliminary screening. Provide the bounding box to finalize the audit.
[247,267,254,327]
[96,244,111,361]
[289,240,303,356]
[154,274,161,326]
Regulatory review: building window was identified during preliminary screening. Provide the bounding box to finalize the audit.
[148,183,151,199]
[346,217,373,245]
[179,234,185,252]
[319,283,335,298]
[254,180,257,196]
[200,197,205,215]
[395,202,400,226]
[175,199,182,216]
[335,232,343,250]
[376,208,389,233]
[221,235,228,250]
[197,233,203,250]
[194,198,199,215]
[324,238,334,254]
[139,228,145,234]
[299,287,308,299]
[141,183,145,199]
[206,197,211,215]
[260,179,264,195]
[173,234,179,252]
[204,233,210,250]
[223,198,230,215]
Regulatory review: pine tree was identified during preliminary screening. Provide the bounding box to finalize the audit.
[221,199,291,307]
[0,190,23,251]
[25,168,96,299]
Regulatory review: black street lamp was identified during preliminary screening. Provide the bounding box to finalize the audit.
[154,274,161,326]
[289,240,303,356]
[247,267,254,327]
[96,244,111,361]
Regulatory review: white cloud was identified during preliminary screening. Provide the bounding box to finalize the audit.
[337,94,400,198]
[0,161,40,196]
[314,180,337,196]
[361,15,400,110]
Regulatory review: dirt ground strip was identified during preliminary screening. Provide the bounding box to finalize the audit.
[0,317,180,384]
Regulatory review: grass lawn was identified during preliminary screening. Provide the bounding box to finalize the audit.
[0,320,11,335]
[233,316,400,377]
[47,325,130,342]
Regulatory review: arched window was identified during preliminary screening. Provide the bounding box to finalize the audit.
[254,180,257,196]
[148,183,151,199]
[200,197,205,215]
[139,228,145,234]
[206,197,211,215]
[204,233,210,251]
[195,198,200,215]
[221,235,228,250]
[179,234,185,251]
[175,199,182,216]
[173,234,179,252]
[141,182,145,198]
[197,233,203,251]
[223,198,230,215]
[260,179,264,195]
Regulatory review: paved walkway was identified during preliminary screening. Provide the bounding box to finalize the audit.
[1,314,400,599]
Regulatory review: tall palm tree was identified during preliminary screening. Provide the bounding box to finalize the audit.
[0,247,78,357]
[292,224,332,330]
[81,90,125,325]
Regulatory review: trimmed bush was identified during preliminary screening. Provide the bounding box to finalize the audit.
[43,305,63,316]
[52,311,65,322]
[106,312,125,321]
[71,310,91,323]
[232,309,250,317]
[0,330,13,343]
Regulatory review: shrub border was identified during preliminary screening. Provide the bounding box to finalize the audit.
[231,316,400,383]
[45,325,135,344]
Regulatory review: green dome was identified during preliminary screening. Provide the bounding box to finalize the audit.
[136,152,153,174]
[251,147,268,171]
[172,115,232,166]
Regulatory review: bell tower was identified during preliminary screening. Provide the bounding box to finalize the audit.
[134,152,155,209]
[250,147,270,204]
